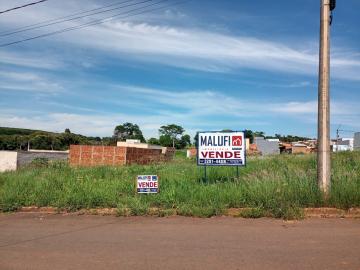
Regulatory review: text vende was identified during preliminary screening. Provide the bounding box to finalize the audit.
[201,151,242,159]
[138,182,158,188]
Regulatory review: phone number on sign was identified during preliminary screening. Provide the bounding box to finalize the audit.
[198,159,243,165]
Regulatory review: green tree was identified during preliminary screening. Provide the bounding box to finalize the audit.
[179,134,191,148]
[0,135,18,150]
[59,132,81,149]
[29,134,53,150]
[101,137,116,146]
[159,135,173,147]
[273,134,311,143]
[193,133,199,147]
[244,130,254,143]
[253,131,265,138]
[113,122,145,142]
[159,124,185,148]
[147,137,160,145]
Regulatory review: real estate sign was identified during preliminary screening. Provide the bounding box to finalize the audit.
[197,131,246,166]
[136,175,159,194]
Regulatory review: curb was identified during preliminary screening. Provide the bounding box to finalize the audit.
[9,206,360,218]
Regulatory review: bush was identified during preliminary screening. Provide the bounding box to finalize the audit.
[29,158,49,168]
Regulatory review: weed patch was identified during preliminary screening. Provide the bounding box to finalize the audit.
[0,152,359,219]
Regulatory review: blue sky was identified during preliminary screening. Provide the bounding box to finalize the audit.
[0,0,359,140]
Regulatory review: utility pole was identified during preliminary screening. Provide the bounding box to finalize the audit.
[317,0,335,197]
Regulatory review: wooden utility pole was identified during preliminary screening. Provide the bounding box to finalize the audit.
[317,0,335,197]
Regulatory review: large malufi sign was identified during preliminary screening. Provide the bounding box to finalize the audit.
[197,131,246,166]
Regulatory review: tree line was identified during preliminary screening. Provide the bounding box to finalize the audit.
[0,123,192,151]
[0,125,312,151]
[0,128,111,151]
[114,123,191,149]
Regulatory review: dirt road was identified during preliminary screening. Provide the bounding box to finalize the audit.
[0,213,359,270]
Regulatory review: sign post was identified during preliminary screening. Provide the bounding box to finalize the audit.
[197,131,246,179]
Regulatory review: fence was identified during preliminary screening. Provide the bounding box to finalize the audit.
[69,145,175,167]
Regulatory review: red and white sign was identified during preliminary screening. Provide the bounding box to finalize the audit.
[137,175,159,193]
[197,131,246,166]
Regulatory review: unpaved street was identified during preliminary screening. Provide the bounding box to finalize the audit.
[0,213,359,270]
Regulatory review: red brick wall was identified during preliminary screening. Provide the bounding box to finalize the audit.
[126,147,175,164]
[69,145,126,167]
[126,148,162,165]
[163,147,176,161]
[69,145,175,167]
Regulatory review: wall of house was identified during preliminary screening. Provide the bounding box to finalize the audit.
[254,137,280,156]
[333,145,351,152]
[292,146,312,154]
[0,151,18,172]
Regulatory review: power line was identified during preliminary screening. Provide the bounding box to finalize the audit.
[0,0,49,15]
[338,129,358,134]
[0,0,152,37]
[0,0,134,36]
[0,0,188,47]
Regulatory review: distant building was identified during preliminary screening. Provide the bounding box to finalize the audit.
[117,139,165,151]
[254,137,279,156]
[354,133,360,151]
[279,142,292,154]
[292,143,312,154]
[186,147,197,158]
[279,140,316,154]
[266,138,280,142]
[245,138,250,151]
[333,138,354,152]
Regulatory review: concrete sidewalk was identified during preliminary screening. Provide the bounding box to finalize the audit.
[0,213,359,270]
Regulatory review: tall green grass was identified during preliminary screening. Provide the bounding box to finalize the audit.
[0,152,359,218]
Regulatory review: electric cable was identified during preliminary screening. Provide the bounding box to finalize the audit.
[0,0,49,15]
[0,0,188,47]
[0,0,152,37]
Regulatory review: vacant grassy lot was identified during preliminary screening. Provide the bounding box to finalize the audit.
[0,151,359,218]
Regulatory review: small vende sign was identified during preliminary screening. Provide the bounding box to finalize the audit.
[136,175,159,194]
[197,131,246,166]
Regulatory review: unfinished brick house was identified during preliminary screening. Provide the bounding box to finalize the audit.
[69,144,175,167]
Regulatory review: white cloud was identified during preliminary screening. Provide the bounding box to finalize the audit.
[0,51,63,70]
[111,84,360,117]
[1,85,359,138]
[35,20,356,79]
[270,100,360,116]
[0,70,63,93]
[0,2,359,79]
